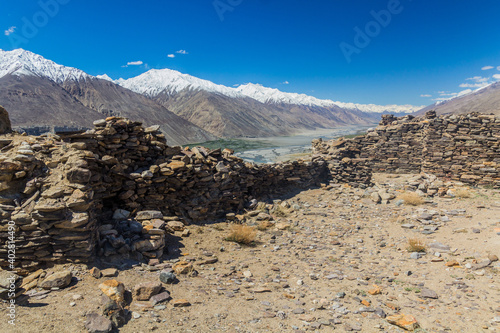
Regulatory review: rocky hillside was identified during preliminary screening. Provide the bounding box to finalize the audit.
[418,81,500,116]
[119,68,415,138]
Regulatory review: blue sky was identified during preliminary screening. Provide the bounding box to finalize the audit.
[1,0,500,105]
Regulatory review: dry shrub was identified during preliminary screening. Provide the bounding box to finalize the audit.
[257,221,274,231]
[407,238,427,253]
[225,225,256,244]
[397,192,425,206]
[454,188,472,198]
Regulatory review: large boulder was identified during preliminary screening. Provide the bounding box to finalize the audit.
[0,106,11,134]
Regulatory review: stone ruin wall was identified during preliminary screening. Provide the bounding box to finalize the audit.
[0,117,370,274]
[313,111,500,187]
[7,110,497,274]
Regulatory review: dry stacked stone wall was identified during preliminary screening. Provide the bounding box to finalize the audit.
[313,111,500,187]
[1,117,369,273]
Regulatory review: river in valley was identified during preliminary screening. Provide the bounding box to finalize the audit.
[193,125,375,164]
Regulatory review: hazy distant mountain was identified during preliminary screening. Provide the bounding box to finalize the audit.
[0,49,215,145]
[118,69,421,137]
[418,82,500,116]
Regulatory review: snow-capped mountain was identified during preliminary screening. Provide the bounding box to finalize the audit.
[0,48,90,83]
[0,49,215,145]
[234,83,423,113]
[119,68,242,98]
[117,68,381,138]
[118,69,423,114]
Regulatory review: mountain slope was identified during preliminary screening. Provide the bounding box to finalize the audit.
[418,82,500,116]
[119,69,389,138]
[0,49,215,145]
[120,69,424,114]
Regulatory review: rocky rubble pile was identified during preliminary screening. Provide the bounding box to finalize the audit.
[313,111,500,187]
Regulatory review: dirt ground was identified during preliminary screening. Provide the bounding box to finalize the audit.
[2,173,500,333]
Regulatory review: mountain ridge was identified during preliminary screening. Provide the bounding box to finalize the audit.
[118,68,424,114]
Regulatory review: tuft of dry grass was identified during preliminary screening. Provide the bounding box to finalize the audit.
[225,225,256,244]
[257,220,274,231]
[397,192,425,206]
[454,188,472,198]
[407,238,427,253]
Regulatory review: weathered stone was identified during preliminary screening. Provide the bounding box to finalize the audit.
[159,270,176,284]
[150,291,171,305]
[172,261,193,275]
[67,167,91,184]
[136,210,163,220]
[420,288,438,299]
[85,313,113,333]
[112,209,130,220]
[90,267,102,279]
[132,281,162,301]
[167,220,184,231]
[99,280,125,304]
[101,268,118,277]
[38,271,72,289]
[171,299,190,307]
[387,314,420,331]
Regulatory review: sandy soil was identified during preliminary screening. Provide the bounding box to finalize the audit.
[2,173,500,333]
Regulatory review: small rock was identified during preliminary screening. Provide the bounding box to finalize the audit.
[172,261,193,275]
[99,280,125,304]
[150,291,171,305]
[171,299,190,307]
[101,268,118,277]
[38,271,72,290]
[410,252,421,260]
[85,313,113,333]
[387,314,420,331]
[159,270,176,284]
[167,221,185,231]
[112,209,130,220]
[420,288,438,299]
[133,281,162,301]
[90,267,102,279]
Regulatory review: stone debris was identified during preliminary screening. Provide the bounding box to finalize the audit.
[98,279,125,304]
[84,312,113,333]
[38,270,72,290]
